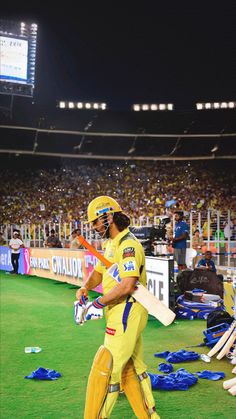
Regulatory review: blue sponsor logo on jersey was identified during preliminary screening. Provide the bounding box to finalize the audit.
[123,261,135,271]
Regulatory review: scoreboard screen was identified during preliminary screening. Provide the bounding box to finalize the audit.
[0,20,37,97]
[0,35,28,84]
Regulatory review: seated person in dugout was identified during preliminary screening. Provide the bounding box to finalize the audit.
[196,250,223,281]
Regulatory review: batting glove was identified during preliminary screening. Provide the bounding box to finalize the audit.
[74,295,89,325]
[85,297,105,321]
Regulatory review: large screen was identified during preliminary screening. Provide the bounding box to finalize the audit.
[0,20,37,97]
[0,35,28,84]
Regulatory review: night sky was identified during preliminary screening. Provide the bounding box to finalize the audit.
[1,3,236,110]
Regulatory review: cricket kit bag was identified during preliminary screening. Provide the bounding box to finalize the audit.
[175,293,225,320]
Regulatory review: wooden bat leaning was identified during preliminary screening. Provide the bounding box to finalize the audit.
[78,235,176,326]
[207,320,236,358]
[216,331,236,360]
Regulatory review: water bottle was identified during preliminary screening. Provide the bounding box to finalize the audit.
[24,347,42,353]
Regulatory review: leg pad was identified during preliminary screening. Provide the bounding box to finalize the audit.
[84,345,113,419]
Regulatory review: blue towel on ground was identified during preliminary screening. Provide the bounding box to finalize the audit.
[24,367,61,380]
[148,368,198,391]
[158,363,174,373]
[154,349,200,363]
[195,370,225,380]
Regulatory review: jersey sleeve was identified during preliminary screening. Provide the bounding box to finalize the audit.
[116,239,142,279]
[94,259,104,274]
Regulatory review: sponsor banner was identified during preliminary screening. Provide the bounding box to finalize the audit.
[146,256,172,308]
[0,246,28,274]
[224,282,235,316]
[0,246,102,292]
[28,248,102,290]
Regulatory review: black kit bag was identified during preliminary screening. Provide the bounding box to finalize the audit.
[206,309,234,329]
[177,269,223,298]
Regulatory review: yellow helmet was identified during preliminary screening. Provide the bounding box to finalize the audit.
[86,196,122,223]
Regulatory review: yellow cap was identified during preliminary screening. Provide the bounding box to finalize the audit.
[86,196,122,223]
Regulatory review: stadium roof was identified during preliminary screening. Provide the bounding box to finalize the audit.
[0,99,235,160]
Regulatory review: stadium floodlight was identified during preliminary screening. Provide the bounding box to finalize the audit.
[150,104,158,111]
[57,100,107,110]
[196,103,203,110]
[59,101,66,109]
[132,103,174,111]
[196,101,236,110]
[221,102,227,108]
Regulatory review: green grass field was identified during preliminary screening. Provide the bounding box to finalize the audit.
[0,271,235,418]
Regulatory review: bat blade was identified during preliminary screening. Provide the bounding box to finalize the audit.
[207,320,236,358]
[216,331,236,360]
[132,283,176,326]
[228,384,236,396]
[78,235,176,326]
[223,376,236,390]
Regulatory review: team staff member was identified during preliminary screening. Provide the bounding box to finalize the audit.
[171,211,189,271]
[9,231,24,274]
[196,250,224,281]
[76,196,159,419]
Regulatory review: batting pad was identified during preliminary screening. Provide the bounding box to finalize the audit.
[84,345,113,419]
[121,359,150,418]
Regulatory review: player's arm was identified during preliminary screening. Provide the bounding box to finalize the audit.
[76,269,102,299]
[173,231,188,242]
[99,276,137,306]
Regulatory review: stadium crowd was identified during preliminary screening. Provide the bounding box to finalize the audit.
[0,161,235,226]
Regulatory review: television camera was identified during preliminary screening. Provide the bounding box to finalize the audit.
[130,216,171,256]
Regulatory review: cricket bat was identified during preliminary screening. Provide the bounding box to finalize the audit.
[216,331,236,360]
[228,385,236,396]
[78,235,176,326]
[207,320,236,358]
[223,376,236,390]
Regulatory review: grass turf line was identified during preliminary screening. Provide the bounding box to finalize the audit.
[0,271,235,418]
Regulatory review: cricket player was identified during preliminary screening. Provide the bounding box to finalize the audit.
[76,196,160,418]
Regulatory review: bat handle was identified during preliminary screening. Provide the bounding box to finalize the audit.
[78,235,112,268]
